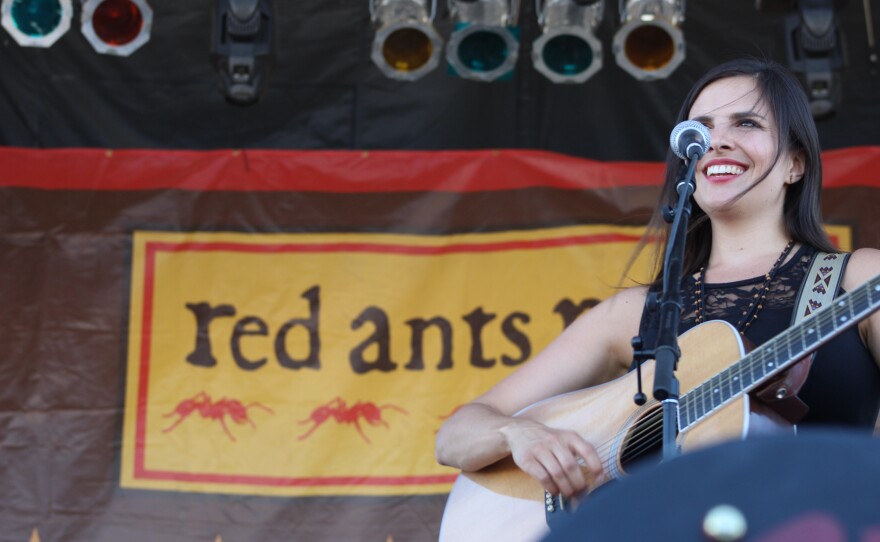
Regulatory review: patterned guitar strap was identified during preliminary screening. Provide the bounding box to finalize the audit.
[754,250,851,422]
[545,251,851,527]
[792,251,850,324]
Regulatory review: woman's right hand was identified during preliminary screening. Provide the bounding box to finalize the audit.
[500,418,605,499]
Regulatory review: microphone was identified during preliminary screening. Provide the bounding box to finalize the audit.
[669,120,711,160]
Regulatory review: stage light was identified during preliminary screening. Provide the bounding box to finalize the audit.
[212,0,274,105]
[781,0,845,118]
[446,0,520,82]
[612,0,685,81]
[1,0,72,47]
[532,0,603,83]
[370,0,443,81]
[80,0,152,56]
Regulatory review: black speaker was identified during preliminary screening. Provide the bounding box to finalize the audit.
[543,429,880,541]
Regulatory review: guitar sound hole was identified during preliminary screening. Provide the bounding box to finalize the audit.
[618,406,669,474]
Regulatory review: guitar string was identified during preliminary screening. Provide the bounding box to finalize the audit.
[593,410,663,474]
[586,325,813,471]
[596,317,824,467]
[589,340,805,472]
[590,318,826,471]
[583,283,877,479]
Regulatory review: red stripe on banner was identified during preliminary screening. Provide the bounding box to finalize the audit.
[0,147,662,191]
[2,146,878,192]
[139,469,458,487]
[820,146,880,187]
[147,234,645,256]
[134,245,156,479]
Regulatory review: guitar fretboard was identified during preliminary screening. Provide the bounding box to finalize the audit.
[679,273,880,430]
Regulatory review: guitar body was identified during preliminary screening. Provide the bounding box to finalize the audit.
[439,320,794,542]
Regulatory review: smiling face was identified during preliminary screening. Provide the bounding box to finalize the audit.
[688,75,804,220]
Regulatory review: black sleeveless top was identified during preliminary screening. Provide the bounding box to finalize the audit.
[637,244,880,429]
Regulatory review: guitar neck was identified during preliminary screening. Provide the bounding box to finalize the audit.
[679,273,880,431]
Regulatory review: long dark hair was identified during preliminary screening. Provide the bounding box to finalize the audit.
[646,58,837,286]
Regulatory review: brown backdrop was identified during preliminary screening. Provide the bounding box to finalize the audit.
[0,147,878,541]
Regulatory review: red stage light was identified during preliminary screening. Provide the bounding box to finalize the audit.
[80,0,152,56]
[92,0,142,45]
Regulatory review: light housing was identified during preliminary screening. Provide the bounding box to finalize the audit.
[532,0,603,83]
[1,0,72,48]
[81,0,152,56]
[446,0,520,82]
[782,0,845,118]
[370,0,443,81]
[612,0,685,81]
[212,0,274,105]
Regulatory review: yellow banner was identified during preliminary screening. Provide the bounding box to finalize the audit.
[119,225,851,496]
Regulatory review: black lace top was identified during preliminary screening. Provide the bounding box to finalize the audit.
[638,244,880,429]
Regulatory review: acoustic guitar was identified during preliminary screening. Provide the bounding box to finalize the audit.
[440,273,880,542]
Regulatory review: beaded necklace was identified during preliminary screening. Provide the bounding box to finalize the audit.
[693,240,796,335]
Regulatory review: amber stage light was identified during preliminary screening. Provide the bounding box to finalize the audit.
[612,0,685,81]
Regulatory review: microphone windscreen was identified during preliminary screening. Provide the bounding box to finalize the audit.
[669,120,711,159]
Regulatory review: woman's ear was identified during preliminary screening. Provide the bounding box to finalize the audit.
[788,150,806,184]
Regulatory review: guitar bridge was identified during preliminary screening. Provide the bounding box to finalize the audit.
[544,491,568,526]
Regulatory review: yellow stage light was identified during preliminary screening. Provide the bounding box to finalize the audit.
[371,0,444,81]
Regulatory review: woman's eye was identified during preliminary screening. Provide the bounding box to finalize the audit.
[739,119,759,128]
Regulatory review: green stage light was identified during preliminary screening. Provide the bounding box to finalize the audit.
[457,28,508,71]
[532,0,603,83]
[446,0,520,82]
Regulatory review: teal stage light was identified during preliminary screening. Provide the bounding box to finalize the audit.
[1,0,72,47]
[446,0,519,82]
[532,0,603,83]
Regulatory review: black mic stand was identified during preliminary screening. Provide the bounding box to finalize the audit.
[632,155,699,461]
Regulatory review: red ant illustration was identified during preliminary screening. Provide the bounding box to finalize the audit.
[297,397,408,443]
[162,391,274,442]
